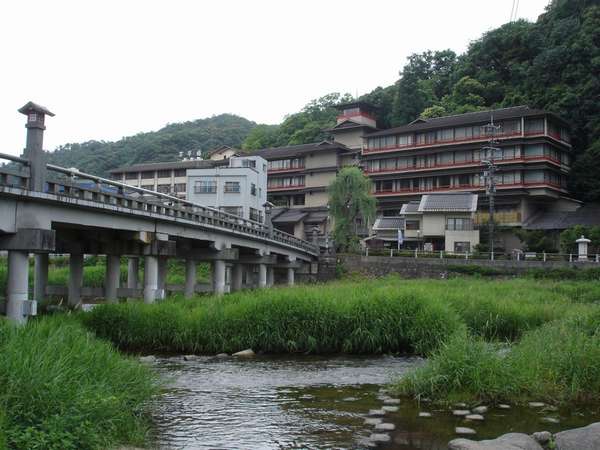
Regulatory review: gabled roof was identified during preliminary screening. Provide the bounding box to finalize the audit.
[365,106,568,139]
[324,119,379,133]
[400,201,421,215]
[373,217,404,230]
[18,101,55,117]
[418,193,478,213]
[207,145,239,157]
[253,141,352,160]
[271,209,308,224]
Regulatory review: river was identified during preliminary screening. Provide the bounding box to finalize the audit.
[151,355,600,449]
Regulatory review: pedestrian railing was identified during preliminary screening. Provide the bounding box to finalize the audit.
[0,153,319,256]
[363,247,600,263]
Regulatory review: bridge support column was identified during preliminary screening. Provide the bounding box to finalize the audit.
[68,253,84,307]
[185,259,196,299]
[267,266,274,287]
[127,257,139,289]
[258,264,267,288]
[143,255,158,303]
[34,253,49,305]
[157,257,168,300]
[6,251,29,324]
[231,263,243,292]
[105,254,120,303]
[287,267,295,286]
[212,260,226,296]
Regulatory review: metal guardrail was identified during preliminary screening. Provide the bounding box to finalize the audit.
[363,248,600,263]
[0,154,319,256]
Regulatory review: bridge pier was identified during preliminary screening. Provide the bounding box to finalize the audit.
[6,251,29,324]
[105,254,120,303]
[127,257,139,289]
[185,259,196,299]
[157,256,168,300]
[34,253,49,305]
[68,253,84,307]
[212,259,226,296]
[258,263,267,288]
[143,255,158,303]
[266,266,274,288]
[287,267,295,286]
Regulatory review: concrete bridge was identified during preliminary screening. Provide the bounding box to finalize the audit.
[0,102,320,323]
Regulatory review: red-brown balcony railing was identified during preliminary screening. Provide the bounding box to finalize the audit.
[364,155,563,175]
[373,181,565,196]
[363,129,570,155]
[267,165,305,174]
[267,184,306,191]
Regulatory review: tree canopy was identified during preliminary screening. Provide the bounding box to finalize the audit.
[328,167,376,252]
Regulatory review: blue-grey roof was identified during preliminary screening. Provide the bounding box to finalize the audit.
[523,203,600,230]
[272,209,308,224]
[373,217,404,230]
[400,201,421,214]
[418,193,478,212]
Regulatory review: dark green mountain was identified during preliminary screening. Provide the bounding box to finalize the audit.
[47,114,256,176]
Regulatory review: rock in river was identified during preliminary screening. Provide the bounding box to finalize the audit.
[375,423,396,431]
[453,409,471,416]
[449,432,543,449]
[139,355,156,363]
[466,414,485,421]
[232,349,255,357]
[419,412,432,418]
[554,422,600,450]
[472,406,488,414]
[455,427,477,435]
[382,406,398,412]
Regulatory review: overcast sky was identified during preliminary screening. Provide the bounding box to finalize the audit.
[1,0,550,156]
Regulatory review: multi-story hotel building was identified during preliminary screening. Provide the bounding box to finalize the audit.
[357,105,577,229]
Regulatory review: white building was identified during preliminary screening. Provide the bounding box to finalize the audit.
[186,155,268,222]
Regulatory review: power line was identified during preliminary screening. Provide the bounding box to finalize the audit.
[509,0,520,22]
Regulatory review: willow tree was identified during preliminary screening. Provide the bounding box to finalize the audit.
[328,166,376,252]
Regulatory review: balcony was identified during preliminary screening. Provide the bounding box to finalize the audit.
[267,166,305,174]
[373,181,566,197]
[364,155,563,176]
[475,211,522,225]
[363,130,570,155]
[267,184,306,192]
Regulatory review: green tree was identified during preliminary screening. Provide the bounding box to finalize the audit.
[328,167,376,252]
[242,124,280,151]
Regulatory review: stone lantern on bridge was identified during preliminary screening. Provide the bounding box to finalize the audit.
[18,101,54,192]
[576,235,591,261]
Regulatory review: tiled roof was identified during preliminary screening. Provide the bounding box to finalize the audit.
[373,217,405,230]
[523,203,600,230]
[400,201,421,214]
[418,193,478,212]
[365,106,568,138]
[253,141,352,160]
[272,209,308,224]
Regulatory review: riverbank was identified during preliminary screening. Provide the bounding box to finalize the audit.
[80,276,600,407]
[0,316,159,450]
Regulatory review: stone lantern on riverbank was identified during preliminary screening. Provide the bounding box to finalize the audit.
[576,235,591,261]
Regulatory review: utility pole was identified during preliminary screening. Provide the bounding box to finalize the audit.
[481,117,501,260]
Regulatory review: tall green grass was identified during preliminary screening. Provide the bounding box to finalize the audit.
[0,316,159,450]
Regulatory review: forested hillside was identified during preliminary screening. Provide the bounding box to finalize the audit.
[47,114,256,176]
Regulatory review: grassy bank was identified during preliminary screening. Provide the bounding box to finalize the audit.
[0,316,158,450]
[80,276,600,406]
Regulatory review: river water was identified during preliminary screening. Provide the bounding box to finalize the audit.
[151,355,600,449]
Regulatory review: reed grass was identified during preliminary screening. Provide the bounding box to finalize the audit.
[0,316,158,450]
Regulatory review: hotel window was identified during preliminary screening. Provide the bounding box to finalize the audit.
[438,176,451,188]
[524,144,545,157]
[405,220,420,230]
[141,171,154,179]
[242,159,256,168]
[437,128,454,142]
[398,134,413,146]
[125,172,138,180]
[174,169,186,177]
[377,180,394,192]
[367,160,380,171]
[384,136,396,148]
[157,184,171,194]
[501,120,521,135]
[501,146,518,160]
[174,183,186,193]
[251,183,257,196]
[141,184,154,191]
[439,152,453,164]
[224,181,241,193]
[399,178,412,190]
[194,179,217,193]
[380,158,397,170]
[525,118,544,134]
[458,174,471,186]
[454,150,471,163]
[249,207,261,222]
[157,170,171,178]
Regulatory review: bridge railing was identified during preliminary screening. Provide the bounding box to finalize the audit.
[0,154,319,255]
